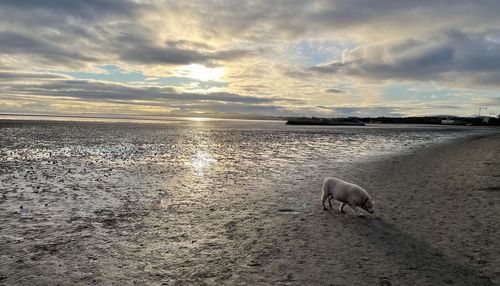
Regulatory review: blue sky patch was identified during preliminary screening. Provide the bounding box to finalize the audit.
[285,39,357,66]
[381,84,457,102]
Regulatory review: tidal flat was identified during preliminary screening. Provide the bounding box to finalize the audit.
[0,119,498,285]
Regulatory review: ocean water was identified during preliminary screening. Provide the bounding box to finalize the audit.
[0,119,488,212]
[0,119,491,284]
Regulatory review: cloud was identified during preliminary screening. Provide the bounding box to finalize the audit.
[0,0,143,21]
[324,88,345,94]
[0,1,251,69]
[152,1,500,43]
[311,30,500,87]
[0,31,98,66]
[0,71,68,80]
[117,39,250,65]
[1,0,500,117]
[481,97,500,107]
[0,73,309,117]
[1,76,298,104]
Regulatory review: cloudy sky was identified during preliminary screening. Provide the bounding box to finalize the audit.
[1,0,499,118]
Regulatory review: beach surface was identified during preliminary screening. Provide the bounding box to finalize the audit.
[258,132,500,286]
[1,128,499,285]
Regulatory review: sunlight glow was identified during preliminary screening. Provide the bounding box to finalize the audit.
[174,64,225,81]
[188,117,210,121]
[191,150,216,176]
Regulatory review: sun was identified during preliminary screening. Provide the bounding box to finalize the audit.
[175,64,225,81]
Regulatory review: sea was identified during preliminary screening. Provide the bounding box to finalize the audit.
[0,118,494,284]
[0,118,491,211]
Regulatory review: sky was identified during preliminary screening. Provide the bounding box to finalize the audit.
[0,0,499,119]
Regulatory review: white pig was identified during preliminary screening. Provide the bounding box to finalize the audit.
[321,177,374,216]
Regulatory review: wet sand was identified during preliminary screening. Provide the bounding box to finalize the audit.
[1,132,500,285]
[259,133,500,286]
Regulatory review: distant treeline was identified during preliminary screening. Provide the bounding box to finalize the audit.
[286,117,365,126]
[285,116,500,126]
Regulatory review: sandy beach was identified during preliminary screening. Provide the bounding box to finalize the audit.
[1,130,499,285]
[256,132,500,286]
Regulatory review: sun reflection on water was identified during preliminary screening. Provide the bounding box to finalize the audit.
[191,149,217,176]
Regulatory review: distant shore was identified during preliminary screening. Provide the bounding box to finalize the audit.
[2,113,500,127]
[286,116,500,127]
[286,117,365,126]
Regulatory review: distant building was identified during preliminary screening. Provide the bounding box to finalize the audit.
[441,119,456,125]
[441,119,465,125]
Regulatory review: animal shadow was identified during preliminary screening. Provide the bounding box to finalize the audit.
[347,217,493,285]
